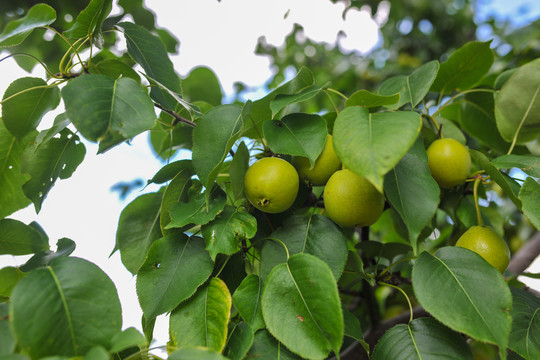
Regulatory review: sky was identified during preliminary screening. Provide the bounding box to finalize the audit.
[1,0,540,352]
[153,0,382,95]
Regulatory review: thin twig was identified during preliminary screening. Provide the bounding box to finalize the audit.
[53,72,84,79]
[153,102,196,127]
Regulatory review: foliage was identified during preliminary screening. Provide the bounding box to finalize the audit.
[256,0,540,113]
[1,1,540,360]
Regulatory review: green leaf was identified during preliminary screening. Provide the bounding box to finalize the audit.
[155,28,179,53]
[343,307,369,356]
[260,214,348,281]
[168,348,229,360]
[0,218,48,255]
[435,116,467,144]
[169,277,232,352]
[201,206,257,260]
[225,322,254,360]
[457,91,510,154]
[345,250,374,285]
[214,252,246,294]
[2,77,60,138]
[141,316,155,345]
[384,152,440,252]
[270,83,327,117]
[470,150,522,209]
[346,90,400,108]
[495,69,518,90]
[20,129,85,212]
[149,160,193,185]
[10,257,122,358]
[109,328,147,353]
[0,267,26,299]
[356,241,412,263]
[64,0,112,45]
[136,234,214,321]
[117,22,181,109]
[20,237,76,272]
[333,107,422,192]
[84,346,109,360]
[35,113,72,147]
[232,274,265,331]
[519,272,540,280]
[167,186,227,229]
[412,247,512,359]
[182,66,223,106]
[520,178,540,230]
[89,59,140,81]
[262,253,343,360]
[192,104,243,189]
[62,74,156,150]
[246,330,301,360]
[0,4,56,47]
[27,222,49,243]
[371,317,473,360]
[430,41,494,94]
[263,113,327,166]
[149,109,193,160]
[0,122,33,219]
[378,60,439,109]
[141,73,196,118]
[230,141,250,203]
[495,58,540,144]
[0,303,16,354]
[0,355,30,360]
[455,197,496,231]
[508,287,540,360]
[243,67,314,139]
[159,166,193,234]
[115,192,162,274]
[492,155,540,178]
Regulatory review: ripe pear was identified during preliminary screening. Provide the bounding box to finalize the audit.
[293,134,342,186]
[427,138,471,188]
[456,225,511,273]
[323,169,384,227]
[244,157,299,213]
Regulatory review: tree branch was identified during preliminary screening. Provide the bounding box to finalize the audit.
[508,231,540,274]
[337,232,540,359]
[153,102,196,127]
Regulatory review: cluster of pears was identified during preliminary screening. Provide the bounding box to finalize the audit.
[243,135,385,227]
[244,133,511,272]
[426,137,510,273]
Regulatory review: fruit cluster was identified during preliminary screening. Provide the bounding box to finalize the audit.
[243,134,510,272]
[244,134,385,227]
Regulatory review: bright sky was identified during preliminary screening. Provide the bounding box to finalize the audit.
[1,0,540,352]
[153,0,381,95]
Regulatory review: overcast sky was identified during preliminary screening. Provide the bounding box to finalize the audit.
[2,0,540,351]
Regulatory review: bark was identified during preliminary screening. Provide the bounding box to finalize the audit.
[508,231,540,274]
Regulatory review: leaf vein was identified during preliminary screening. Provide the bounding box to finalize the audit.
[47,266,78,355]
[286,262,327,341]
[407,323,422,360]
[431,253,498,341]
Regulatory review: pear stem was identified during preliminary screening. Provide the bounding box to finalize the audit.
[473,176,483,227]
[268,237,290,260]
[378,281,414,324]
